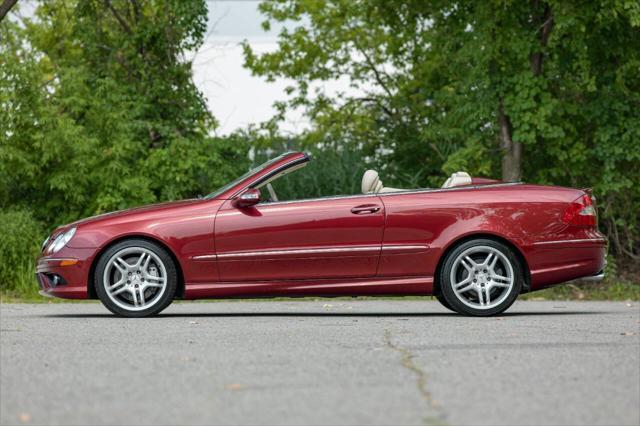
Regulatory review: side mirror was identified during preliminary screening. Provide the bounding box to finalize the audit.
[234,188,261,208]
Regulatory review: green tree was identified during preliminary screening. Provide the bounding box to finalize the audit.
[1,0,248,227]
[244,0,640,262]
[0,0,18,22]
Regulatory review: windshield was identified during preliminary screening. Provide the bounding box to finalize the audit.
[204,153,293,199]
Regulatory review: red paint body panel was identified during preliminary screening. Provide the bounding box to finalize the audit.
[36,152,606,300]
[184,276,434,299]
[213,196,384,281]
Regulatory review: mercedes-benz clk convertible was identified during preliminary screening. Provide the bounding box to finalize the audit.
[36,151,606,317]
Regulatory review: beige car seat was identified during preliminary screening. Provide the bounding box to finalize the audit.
[361,170,404,194]
[442,171,472,188]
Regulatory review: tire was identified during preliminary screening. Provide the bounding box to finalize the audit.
[95,239,177,317]
[439,238,523,316]
[435,293,459,313]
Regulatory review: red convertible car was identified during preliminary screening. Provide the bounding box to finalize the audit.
[36,151,606,317]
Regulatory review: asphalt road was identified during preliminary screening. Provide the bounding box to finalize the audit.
[1,301,639,426]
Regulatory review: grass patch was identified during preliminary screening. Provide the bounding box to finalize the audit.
[521,280,639,301]
[0,262,44,303]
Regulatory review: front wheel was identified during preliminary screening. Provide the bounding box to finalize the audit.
[95,239,177,317]
[435,294,458,313]
[439,239,523,316]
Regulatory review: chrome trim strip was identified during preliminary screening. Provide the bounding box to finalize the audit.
[195,244,430,261]
[217,246,381,259]
[532,238,607,246]
[379,182,523,197]
[253,182,524,207]
[41,258,77,263]
[38,290,55,298]
[231,155,311,198]
[192,254,218,261]
[381,244,430,252]
[577,271,605,282]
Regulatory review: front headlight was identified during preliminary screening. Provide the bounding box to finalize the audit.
[48,227,76,254]
[41,235,50,252]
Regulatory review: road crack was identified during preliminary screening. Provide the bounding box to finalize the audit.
[384,329,446,426]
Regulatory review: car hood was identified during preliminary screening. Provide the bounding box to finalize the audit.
[67,199,202,229]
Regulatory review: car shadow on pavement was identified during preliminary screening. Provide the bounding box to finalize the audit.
[38,310,612,319]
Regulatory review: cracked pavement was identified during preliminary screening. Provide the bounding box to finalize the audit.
[1,300,639,426]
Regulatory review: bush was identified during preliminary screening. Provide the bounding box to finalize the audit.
[0,209,45,298]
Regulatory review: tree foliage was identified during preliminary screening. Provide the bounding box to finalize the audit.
[244,0,640,261]
[1,0,248,228]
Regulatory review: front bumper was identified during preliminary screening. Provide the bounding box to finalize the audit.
[35,248,97,299]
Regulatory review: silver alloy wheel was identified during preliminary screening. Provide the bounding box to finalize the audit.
[103,247,168,312]
[449,245,514,310]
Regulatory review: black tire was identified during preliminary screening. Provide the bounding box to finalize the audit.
[439,238,523,316]
[435,293,459,313]
[94,239,177,317]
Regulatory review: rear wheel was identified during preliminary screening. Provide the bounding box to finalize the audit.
[439,239,523,316]
[95,239,177,317]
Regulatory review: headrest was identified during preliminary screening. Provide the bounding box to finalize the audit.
[362,170,383,194]
[442,171,472,188]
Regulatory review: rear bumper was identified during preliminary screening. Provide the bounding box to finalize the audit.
[527,235,607,290]
[576,269,605,282]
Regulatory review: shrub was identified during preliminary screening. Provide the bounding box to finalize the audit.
[0,209,45,297]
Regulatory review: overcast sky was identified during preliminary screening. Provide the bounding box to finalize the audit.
[193,0,353,135]
[192,0,296,135]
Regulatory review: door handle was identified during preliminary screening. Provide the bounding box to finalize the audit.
[351,205,381,214]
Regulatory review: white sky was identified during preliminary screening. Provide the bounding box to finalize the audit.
[192,0,355,135]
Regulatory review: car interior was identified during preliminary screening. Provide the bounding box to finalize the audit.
[256,159,473,202]
[360,169,472,194]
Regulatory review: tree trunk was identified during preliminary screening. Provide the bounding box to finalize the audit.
[497,2,553,182]
[530,3,554,76]
[498,100,522,182]
[0,0,19,22]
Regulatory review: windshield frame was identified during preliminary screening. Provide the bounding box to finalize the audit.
[204,152,302,200]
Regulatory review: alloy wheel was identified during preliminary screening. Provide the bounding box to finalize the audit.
[449,245,515,310]
[102,247,168,312]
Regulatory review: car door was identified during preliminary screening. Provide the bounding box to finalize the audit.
[376,192,447,277]
[214,195,385,281]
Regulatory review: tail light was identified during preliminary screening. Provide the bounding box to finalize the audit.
[562,194,597,227]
